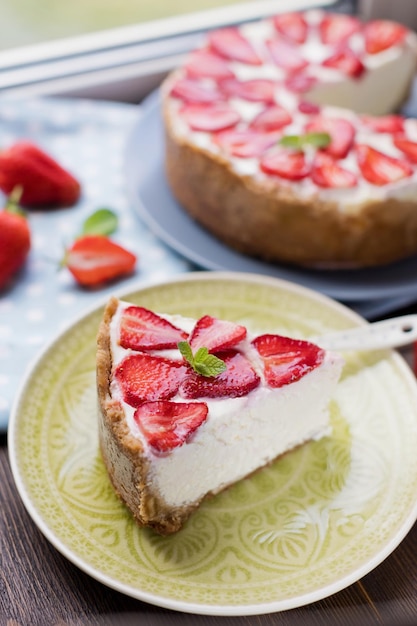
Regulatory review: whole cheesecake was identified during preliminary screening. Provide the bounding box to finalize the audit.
[97,297,343,534]
[161,10,417,268]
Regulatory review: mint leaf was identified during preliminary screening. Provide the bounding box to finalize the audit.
[279,131,331,151]
[279,135,303,150]
[178,340,194,364]
[304,131,331,148]
[81,208,118,236]
[178,341,227,377]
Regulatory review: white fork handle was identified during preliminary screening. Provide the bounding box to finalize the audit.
[315,314,417,352]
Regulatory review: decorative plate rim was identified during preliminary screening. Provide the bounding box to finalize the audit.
[8,271,417,616]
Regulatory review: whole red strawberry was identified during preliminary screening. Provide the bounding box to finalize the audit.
[64,234,136,287]
[0,141,81,207]
[0,190,31,289]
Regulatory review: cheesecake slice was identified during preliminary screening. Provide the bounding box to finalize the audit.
[97,297,343,535]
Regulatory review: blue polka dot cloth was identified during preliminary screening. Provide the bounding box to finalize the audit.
[0,97,192,432]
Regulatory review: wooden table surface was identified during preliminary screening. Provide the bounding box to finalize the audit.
[1,341,417,626]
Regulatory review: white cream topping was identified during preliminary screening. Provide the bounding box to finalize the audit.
[110,301,343,508]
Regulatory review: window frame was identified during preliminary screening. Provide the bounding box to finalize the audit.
[0,0,345,102]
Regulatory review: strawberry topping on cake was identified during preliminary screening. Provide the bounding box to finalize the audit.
[161,8,417,268]
[110,303,335,450]
[165,9,417,193]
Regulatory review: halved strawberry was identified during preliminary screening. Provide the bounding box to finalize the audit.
[260,149,310,180]
[305,116,355,159]
[319,13,361,45]
[181,103,240,132]
[284,73,318,93]
[119,306,188,351]
[64,235,136,287]
[180,349,260,399]
[252,334,324,387]
[250,104,292,132]
[266,39,308,73]
[208,28,262,65]
[170,78,224,104]
[393,135,417,163]
[364,20,408,54]
[356,144,413,185]
[273,12,308,44]
[134,401,209,453]
[114,353,188,408]
[214,129,280,158]
[311,152,357,188]
[322,47,365,78]
[360,114,405,134]
[184,49,235,81]
[220,77,275,103]
[189,315,247,352]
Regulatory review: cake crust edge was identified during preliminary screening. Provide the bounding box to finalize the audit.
[96,296,199,535]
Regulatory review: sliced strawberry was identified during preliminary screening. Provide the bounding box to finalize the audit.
[214,128,280,158]
[208,28,262,65]
[250,104,292,132]
[134,401,208,453]
[260,149,310,180]
[393,135,417,163]
[252,334,324,387]
[305,116,355,159]
[220,77,275,103]
[319,13,361,45]
[364,20,408,54]
[180,349,260,399]
[184,49,235,81]
[273,12,308,44]
[284,73,318,93]
[170,78,224,104]
[114,353,188,408]
[119,306,188,351]
[181,103,240,132]
[298,100,321,115]
[266,38,308,73]
[311,152,357,188]
[356,144,413,186]
[189,315,247,352]
[64,235,136,287]
[322,47,365,78]
[360,114,405,134]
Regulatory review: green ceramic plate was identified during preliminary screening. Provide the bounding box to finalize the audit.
[9,271,417,615]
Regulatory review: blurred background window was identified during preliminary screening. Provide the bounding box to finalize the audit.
[0,0,271,50]
[0,0,347,100]
[0,0,346,50]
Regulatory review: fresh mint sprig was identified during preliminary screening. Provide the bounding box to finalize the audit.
[279,131,331,151]
[178,341,227,377]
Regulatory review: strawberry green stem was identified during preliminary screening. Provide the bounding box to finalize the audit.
[5,186,25,216]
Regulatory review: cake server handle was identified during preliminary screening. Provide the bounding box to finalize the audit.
[315,314,417,352]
